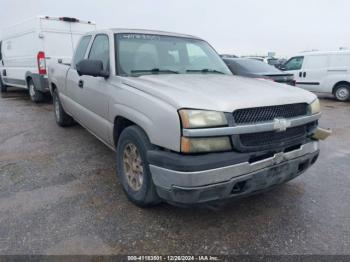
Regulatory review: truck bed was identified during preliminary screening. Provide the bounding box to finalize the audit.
[48,62,71,93]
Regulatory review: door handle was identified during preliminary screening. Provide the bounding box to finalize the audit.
[299,72,302,77]
[78,79,84,88]
[303,72,306,77]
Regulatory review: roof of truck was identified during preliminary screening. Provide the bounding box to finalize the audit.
[91,28,203,40]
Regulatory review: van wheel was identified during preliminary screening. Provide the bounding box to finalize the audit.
[28,78,44,103]
[52,89,74,127]
[0,77,7,93]
[334,84,350,101]
[116,126,161,207]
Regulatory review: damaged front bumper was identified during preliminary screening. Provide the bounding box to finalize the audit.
[148,141,320,205]
[312,127,332,140]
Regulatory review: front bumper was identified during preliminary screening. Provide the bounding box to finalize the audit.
[148,141,319,205]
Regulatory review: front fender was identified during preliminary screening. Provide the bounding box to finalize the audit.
[109,99,181,152]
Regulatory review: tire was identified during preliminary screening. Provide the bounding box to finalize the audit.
[0,77,7,93]
[28,78,45,103]
[52,88,74,127]
[334,84,350,101]
[116,125,161,207]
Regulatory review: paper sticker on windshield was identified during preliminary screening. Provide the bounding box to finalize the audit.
[119,34,161,40]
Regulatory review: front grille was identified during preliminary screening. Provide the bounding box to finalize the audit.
[239,126,306,147]
[233,103,308,124]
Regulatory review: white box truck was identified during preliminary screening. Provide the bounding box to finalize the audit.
[0,16,96,102]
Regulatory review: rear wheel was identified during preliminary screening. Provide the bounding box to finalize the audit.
[28,78,44,103]
[0,76,7,93]
[52,89,74,127]
[334,84,350,101]
[116,126,161,207]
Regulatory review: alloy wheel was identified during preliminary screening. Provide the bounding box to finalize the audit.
[123,143,144,191]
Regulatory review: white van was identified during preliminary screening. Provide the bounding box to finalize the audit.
[0,16,96,102]
[281,50,350,101]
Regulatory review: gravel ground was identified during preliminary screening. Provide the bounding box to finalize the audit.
[0,89,349,255]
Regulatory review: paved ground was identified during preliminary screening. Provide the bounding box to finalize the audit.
[0,89,349,255]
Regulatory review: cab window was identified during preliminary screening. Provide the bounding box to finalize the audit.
[88,35,110,72]
[284,56,304,71]
[73,35,92,68]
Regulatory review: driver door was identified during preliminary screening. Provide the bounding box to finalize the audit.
[67,34,111,144]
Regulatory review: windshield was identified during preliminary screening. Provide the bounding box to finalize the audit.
[115,33,231,76]
[233,59,281,74]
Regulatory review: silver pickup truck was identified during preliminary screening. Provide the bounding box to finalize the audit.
[48,29,330,207]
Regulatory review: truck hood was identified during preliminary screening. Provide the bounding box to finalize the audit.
[121,74,316,112]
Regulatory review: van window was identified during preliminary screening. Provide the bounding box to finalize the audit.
[73,35,92,68]
[303,55,328,69]
[329,54,350,67]
[284,56,304,71]
[88,35,110,72]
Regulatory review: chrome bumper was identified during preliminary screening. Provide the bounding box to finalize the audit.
[150,141,319,189]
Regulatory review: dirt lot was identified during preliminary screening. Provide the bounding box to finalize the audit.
[0,89,349,255]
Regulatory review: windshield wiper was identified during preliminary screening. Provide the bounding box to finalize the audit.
[130,68,179,75]
[186,69,226,74]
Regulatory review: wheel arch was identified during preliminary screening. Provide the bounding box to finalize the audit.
[25,72,33,87]
[332,81,350,94]
[50,82,57,94]
[113,116,152,148]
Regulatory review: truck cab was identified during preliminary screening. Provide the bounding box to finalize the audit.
[48,29,330,207]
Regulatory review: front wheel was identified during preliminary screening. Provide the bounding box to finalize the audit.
[0,77,7,93]
[334,84,350,101]
[116,126,161,207]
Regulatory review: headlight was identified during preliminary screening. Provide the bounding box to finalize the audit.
[310,99,321,114]
[181,137,232,153]
[179,109,227,128]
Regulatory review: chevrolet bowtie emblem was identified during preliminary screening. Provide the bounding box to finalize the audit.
[273,118,291,132]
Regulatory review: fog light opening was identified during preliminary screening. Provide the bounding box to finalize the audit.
[231,181,247,194]
[298,161,309,173]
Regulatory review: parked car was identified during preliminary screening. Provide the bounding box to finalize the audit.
[243,56,279,66]
[223,58,295,85]
[220,54,238,59]
[48,29,329,207]
[280,50,350,101]
[0,16,96,102]
[274,58,287,69]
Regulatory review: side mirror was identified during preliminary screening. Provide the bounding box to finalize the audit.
[76,59,109,78]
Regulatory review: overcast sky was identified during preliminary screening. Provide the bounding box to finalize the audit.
[0,0,349,57]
